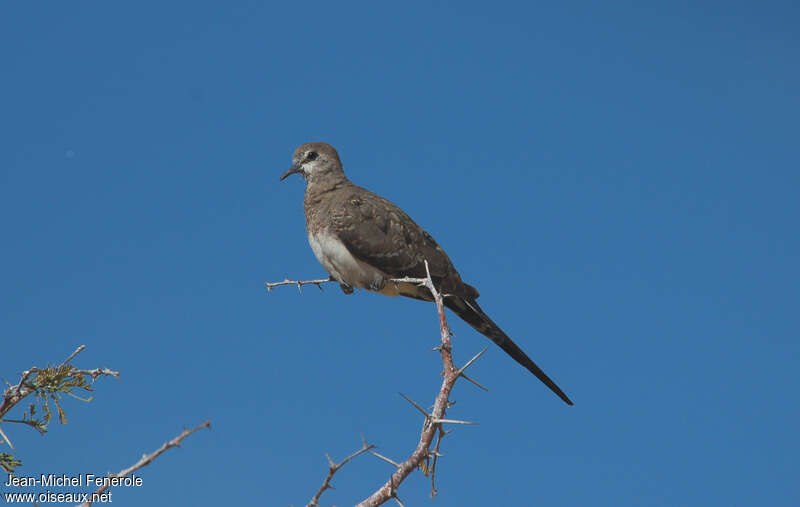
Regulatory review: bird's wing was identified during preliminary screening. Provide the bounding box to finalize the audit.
[328,185,478,299]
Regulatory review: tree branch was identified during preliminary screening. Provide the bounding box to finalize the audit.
[76,421,211,507]
[267,263,485,505]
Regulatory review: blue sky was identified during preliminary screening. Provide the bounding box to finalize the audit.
[2,1,798,505]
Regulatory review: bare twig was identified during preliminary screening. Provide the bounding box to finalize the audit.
[73,368,120,381]
[77,421,211,507]
[264,277,333,293]
[59,344,86,367]
[264,274,429,294]
[307,436,375,507]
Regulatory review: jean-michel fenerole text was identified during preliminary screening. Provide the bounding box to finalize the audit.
[4,473,143,488]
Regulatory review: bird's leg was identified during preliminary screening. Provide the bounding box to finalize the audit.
[325,274,354,295]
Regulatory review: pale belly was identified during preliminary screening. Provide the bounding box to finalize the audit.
[307,229,403,296]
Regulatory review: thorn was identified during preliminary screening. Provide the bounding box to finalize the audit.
[432,418,477,425]
[398,392,429,417]
[461,373,489,391]
[370,450,401,467]
[456,347,488,377]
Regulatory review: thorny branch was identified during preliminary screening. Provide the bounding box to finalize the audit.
[266,262,485,505]
[76,421,212,507]
[357,262,479,506]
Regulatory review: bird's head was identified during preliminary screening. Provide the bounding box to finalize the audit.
[280,142,344,184]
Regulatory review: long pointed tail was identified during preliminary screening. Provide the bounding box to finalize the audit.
[444,296,573,405]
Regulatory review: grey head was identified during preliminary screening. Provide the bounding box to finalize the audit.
[280,142,346,185]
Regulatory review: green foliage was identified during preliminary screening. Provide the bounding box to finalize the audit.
[0,452,22,474]
[23,363,95,428]
[1,352,116,475]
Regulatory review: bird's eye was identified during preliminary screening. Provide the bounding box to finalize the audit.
[306,151,318,161]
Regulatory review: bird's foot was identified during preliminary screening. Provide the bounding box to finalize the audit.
[339,283,354,295]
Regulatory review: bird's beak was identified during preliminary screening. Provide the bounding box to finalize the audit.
[280,164,302,182]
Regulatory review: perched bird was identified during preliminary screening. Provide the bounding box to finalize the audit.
[280,142,573,405]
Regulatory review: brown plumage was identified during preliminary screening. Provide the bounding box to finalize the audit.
[281,142,573,405]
